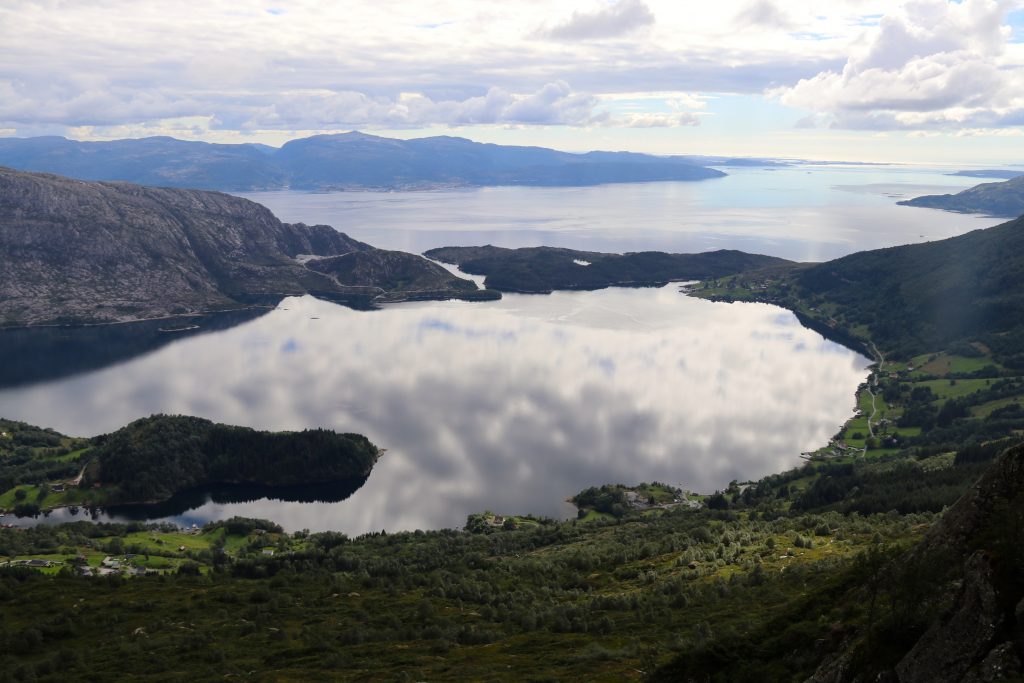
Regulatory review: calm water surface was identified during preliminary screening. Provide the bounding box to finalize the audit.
[1,286,868,533]
[240,164,997,261]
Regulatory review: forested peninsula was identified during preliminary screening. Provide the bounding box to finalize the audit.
[425,245,790,293]
[900,174,1024,217]
[0,415,380,512]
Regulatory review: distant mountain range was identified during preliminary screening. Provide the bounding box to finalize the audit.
[0,132,725,191]
[900,174,1024,217]
[0,167,490,326]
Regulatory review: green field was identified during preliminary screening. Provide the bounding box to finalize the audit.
[918,378,995,401]
[0,483,107,510]
[971,396,1023,418]
[909,352,1000,377]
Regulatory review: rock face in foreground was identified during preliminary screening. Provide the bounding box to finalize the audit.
[899,175,1024,217]
[891,444,1024,682]
[0,167,486,325]
[807,443,1024,683]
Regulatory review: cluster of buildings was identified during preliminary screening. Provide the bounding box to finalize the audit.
[3,554,156,576]
[76,555,150,577]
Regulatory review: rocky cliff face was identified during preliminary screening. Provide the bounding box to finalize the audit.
[890,444,1024,683]
[0,167,483,325]
[809,443,1024,683]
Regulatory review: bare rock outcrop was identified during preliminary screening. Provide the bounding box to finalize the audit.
[0,167,485,325]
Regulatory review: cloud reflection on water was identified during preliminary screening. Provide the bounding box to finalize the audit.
[0,285,869,533]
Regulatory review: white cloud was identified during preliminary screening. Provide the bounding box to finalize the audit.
[953,127,1024,137]
[0,0,851,136]
[0,80,201,126]
[4,0,1021,141]
[600,91,708,110]
[736,0,797,30]
[773,0,1024,130]
[542,0,656,40]
[245,82,606,128]
[617,112,701,127]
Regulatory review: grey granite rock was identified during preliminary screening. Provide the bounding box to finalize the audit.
[0,167,483,325]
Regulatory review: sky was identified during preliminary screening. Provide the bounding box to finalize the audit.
[2,0,1024,163]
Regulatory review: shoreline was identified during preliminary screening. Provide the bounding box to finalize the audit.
[0,304,277,332]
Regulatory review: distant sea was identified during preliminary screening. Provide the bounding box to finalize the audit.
[240,164,997,262]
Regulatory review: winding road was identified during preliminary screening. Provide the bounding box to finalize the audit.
[863,342,886,449]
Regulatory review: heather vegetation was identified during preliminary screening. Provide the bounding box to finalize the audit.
[2,440,1021,680]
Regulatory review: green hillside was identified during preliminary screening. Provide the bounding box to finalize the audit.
[899,174,1024,217]
[697,214,1024,366]
[793,214,1024,363]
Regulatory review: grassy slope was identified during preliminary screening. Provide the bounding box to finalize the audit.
[791,215,1024,362]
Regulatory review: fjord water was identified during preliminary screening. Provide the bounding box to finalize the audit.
[241,164,997,261]
[1,164,996,533]
[1,287,870,533]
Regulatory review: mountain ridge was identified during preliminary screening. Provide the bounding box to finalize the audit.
[0,167,488,326]
[0,132,725,191]
[691,213,1024,365]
